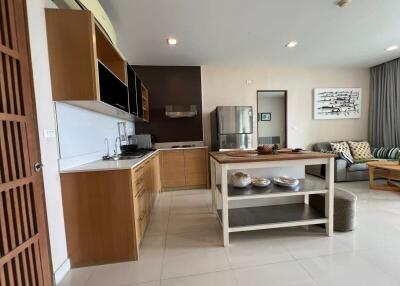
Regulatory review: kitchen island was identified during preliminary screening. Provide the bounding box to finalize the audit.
[209,151,336,246]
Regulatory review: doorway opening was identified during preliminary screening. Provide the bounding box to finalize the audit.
[257,90,287,148]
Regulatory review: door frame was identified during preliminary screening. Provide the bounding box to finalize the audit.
[0,0,53,285]
[256,90,288,148]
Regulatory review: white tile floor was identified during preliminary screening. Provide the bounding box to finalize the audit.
[59,178,400,286]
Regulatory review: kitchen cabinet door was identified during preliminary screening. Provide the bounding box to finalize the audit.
[133,196,142,246]
[184,149,208,186]
[161,150,186,188]
[154,154,161,194]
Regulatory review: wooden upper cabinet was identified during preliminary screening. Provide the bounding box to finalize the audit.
[161,150,186,188]
[45,9,99,101]
[184,149,208,186]
[45,9,132,120]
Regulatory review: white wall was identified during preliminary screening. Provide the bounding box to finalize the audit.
[26,0,68,276]
[27,1,136,282]
[201,66,370,149]
[56,103,135,170]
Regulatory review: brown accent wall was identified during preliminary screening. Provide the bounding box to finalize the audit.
[133,66,203,143]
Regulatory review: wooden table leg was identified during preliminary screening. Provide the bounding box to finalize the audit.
[325,157,334,236]
[210,158,216,213]
[368,166,375,190]
[221,164,229,246]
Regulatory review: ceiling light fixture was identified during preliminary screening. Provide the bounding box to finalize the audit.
[167,38,177,45]
[286,41,298,48]
[385,45,399,51]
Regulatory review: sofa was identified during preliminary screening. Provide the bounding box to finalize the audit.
[306,142,367,182]
[306,141,399,182]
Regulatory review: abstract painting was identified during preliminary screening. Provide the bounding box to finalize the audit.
[313,88,361,119]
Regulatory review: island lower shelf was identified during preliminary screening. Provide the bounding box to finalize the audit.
[217,180,328,201]
[217,203,327,232]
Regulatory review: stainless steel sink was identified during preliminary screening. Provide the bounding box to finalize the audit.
[102,153,147,161]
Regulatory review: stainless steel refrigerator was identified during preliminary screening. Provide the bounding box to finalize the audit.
[210,106,253,151]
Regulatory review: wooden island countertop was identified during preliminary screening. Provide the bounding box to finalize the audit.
[209,150,336,164]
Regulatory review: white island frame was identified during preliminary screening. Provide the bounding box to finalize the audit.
[209,152,335,246]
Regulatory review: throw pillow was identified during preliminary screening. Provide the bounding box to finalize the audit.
[388,147,399,159]
[372,147,389,158]
[348,141,373,160]
[339,152,354,165]
[330,142,353,164]
[372,147,400,159]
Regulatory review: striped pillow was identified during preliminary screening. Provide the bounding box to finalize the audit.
[330,142,354,164]
[372,147,399,159]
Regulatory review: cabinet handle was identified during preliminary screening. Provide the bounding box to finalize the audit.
[139,211,147,221]
[137,187,146,198]
[136,178,145,186]
[115,103,126,110]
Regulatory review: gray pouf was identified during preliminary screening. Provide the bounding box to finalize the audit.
[309,188,357,232]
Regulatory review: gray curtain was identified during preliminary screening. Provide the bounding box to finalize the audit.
[369,58,400,147]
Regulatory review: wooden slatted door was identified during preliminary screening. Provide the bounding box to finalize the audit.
[0,0,53,285]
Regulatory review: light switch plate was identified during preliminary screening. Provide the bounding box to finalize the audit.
[43,129,57,138]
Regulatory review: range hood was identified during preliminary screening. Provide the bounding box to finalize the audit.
[165,105,197,118]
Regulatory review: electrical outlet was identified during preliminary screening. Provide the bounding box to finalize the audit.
[43,129,56,138]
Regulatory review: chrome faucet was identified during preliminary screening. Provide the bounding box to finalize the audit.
[102,138,111,160]
[114,137,121,156]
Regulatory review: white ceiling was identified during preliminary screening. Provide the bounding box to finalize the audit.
[99,0,400,67]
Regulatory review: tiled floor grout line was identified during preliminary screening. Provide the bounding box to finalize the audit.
[297,259,323,286]
[160,268,234,284]
[158,192,173,284]
[83,267,97,286]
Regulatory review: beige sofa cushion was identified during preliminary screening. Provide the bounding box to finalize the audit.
[348,141,373,160]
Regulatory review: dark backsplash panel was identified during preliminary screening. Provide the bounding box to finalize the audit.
[133,66,203,143]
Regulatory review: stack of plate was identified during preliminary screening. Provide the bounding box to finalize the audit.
[273,176,299,188]
[251,177,271,187]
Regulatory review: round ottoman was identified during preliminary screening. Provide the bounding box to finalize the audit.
[309,188,357,232]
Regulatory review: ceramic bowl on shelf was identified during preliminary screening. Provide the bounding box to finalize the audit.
[231,172,251,188]
[273,176,299,188]
[251,177,271,187]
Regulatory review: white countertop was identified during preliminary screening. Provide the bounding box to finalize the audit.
[60,150,158,173]
[60,146,209,173]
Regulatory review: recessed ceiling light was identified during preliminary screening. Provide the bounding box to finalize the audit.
[167,38,177,45]
[337,0,350,8]
[385,45,398,51]
[286,41,298,48]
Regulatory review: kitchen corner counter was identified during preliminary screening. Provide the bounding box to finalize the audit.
[60,146,209,173]
[60,150,159,173]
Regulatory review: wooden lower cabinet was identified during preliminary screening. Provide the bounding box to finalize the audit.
[161,150,186,188]
[161,147,209,191]
[61,153,161,267]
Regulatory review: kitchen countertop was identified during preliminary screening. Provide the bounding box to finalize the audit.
[60,150,159,173]
[60,146,209,173]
